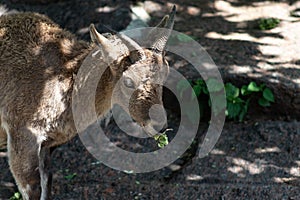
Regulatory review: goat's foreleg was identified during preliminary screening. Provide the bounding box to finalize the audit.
[8,127,52,200]
[39,146,53,200]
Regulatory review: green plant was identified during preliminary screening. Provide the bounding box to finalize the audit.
[258,18,280,30]
[176,79,204,123]
[176,78,225,123]
[153,129,172,148]
[9,192,22,200]
[176,79,275,122]
[167,33,196,45]
[64,172,77,180]
[59,169,77,180]
[225,81,274,121]
[153,134,168,148]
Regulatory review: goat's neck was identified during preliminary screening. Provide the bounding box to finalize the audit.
[71,43,116,118]
[94,67,115,117]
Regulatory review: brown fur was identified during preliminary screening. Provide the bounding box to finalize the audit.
[0,8,175,199]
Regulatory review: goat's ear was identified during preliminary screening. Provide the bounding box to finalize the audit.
[89,24,118,66]
[150,5,176,54]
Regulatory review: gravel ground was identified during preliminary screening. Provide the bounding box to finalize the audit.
[0,0,299,199]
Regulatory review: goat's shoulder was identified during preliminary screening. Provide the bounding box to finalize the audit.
[0,12,89,129]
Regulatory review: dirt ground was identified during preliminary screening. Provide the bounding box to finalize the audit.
[0,0,299,199]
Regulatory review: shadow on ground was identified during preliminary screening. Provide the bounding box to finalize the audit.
[0,0,299,199]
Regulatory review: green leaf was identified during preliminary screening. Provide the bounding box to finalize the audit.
[192,84,202,100]
[259,83,266,90]
[211,94,227,116]
[176,80,190,99]
[247,82,260,92]
[15,193,21,199]
[263,88,275,102]
[241,85,248,95]
[226,102,242,119]
[154,133,169,148]
[225,83,239,100]
[258,18,280,30]
[241,85,253,96]
[233,97,244,104]
[176,33,194,42]
[182,100,200,124]
[239,107,247,122]
[65,173,77,180]
[167,35,180,45]
[207,78,224,92]
[208,98,211,107]
[258,97,271,107]
[10,192,22,200]
[191,52,197,57]
[195,79,205,85]
[202,86,209,94]
[239,99,250,122]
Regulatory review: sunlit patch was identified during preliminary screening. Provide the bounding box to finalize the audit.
[254,146,281,154]
[227,166,243,174]
[0,28,6,37]
[287,167,300,177]
[77,27,89,35]
[144,1,164,14]
[32,77,68,133]
[0,152,7,157]
[186,6,201,16]
[0,5,8,16]
[214,0,290,21]
[1,181,14,187]
[273,177,297,183]
[228,157,265,175]
[186,174,203,181]
[227,65,253,74]
[96,6,115,13]
[210,148,225,155]
[205,32,257,42]
[169,164,181,171]
[59,38,75,55]
[227,165,246,178]
[131,5,150,22]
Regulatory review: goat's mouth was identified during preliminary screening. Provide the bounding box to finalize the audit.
[142,123,168,137]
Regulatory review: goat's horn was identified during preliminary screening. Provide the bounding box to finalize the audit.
[117,33,146,61]
[151,5,176,53]
[155,15,169,28]
[165,5,176,30]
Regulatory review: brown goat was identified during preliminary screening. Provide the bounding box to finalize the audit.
[0,6,175,200]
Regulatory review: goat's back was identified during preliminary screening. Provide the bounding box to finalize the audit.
[0,12,89,133]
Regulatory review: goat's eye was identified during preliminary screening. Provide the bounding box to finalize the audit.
[123,77,135,89]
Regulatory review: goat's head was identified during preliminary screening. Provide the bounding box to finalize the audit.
[89,6,176,136]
